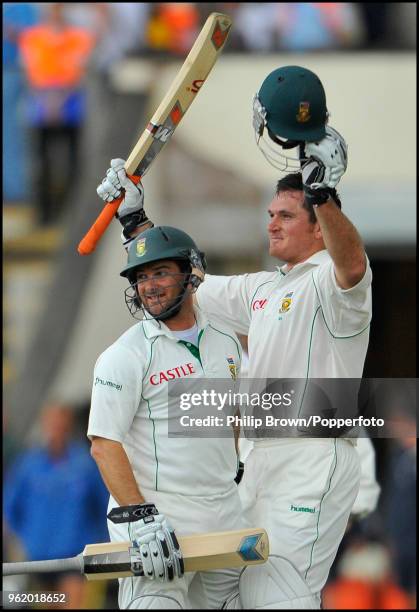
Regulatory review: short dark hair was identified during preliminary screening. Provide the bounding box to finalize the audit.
[275,172,341,224]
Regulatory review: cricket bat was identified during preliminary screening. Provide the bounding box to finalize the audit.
[3,528,269,581]
[78,12,232,255]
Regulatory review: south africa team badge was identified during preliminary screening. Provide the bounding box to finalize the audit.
[227,357,237,380]
[136,238,147,257]
[279,292,293,314]
[296,101,310,123]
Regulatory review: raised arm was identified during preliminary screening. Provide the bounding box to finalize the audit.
[302,125,367,289]
[312,201,366,289]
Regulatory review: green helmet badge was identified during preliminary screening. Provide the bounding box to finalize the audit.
[136,238,146,257]
[296,101,311,124]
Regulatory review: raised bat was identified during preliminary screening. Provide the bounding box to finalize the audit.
[78,12,232,255]
[3,527,269,580]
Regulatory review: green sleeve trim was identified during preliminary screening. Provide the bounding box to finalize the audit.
[311,272,371,339]
[208,324,241,361]
[249,280,275,316]
[141,321,150,340]
[297,306,322,419]
[141,334,159,490]
[141,392,159,491]
[142,335,157,383]
[305,439,338,581]
[306,306,321,380]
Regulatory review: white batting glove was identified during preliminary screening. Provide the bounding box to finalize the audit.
[97,158,153,243]
[108,504,184,582]
[132,514,184,582]
[302,126,348,189]
[96,158,144,218]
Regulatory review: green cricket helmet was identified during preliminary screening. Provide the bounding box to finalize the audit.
[120,226,206,321]
[253,66,329,172]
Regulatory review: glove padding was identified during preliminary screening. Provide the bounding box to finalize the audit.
[302,158,342,208]
[96,158,145,218]
[108,504,184,582]
[301,159,331,206]
[97,158,153,240]
[302,126,348,190]
[132,514,184,582]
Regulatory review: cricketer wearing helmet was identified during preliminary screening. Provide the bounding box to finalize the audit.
[87,225,245,609]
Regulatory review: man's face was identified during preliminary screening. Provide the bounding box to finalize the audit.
[267,190,321,265]
[135,260,186,317]
[41,405,73,453]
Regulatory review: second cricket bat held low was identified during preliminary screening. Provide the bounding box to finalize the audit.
[3,528,269,580]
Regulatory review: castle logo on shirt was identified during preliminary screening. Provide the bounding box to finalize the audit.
[227,357,237,380]
[150,362,196,385]
[279,292,294,314]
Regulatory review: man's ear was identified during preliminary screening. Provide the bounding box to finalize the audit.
[313,221,323,241]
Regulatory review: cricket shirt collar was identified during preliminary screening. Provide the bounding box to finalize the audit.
[276,249,330,276]
[142,305,210,340]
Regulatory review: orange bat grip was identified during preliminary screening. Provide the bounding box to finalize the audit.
[78,174,142,255]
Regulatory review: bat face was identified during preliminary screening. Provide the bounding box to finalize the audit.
[78,13,232,255]
[82,528,269,580]
[133,101,184,178]
[125,13,232,179]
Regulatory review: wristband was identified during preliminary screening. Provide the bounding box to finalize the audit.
[117,210,153,239]
[303,185,331,207]
[304,185,343,210]
[107,503,159,524]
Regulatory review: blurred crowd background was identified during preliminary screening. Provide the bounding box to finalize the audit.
[3,2,416,609]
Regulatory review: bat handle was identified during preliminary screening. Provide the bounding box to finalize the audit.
[3,555,82,576]
[77,174,142,255]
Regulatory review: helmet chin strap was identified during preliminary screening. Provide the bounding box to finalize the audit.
[267,128,302,150]
[143,293,185,322]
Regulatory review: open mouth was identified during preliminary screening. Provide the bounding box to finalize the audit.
[144,293,166,305]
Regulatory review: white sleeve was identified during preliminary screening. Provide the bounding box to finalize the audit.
[312,256,372,336]
[196,274,252,335]
[351,433,381,517]
[87,344,143,443]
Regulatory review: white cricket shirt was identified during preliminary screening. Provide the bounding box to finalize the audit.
[87,306,241,496]
[196,250,372,438]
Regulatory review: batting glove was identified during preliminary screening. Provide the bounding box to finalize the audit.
[302,126,348,190]
[97,159,153,240]
[108,503,184,582]
[302,159,342,208]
